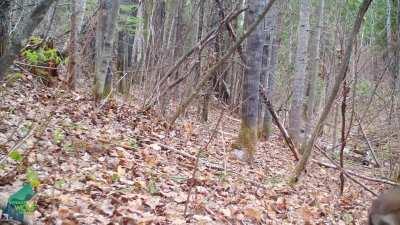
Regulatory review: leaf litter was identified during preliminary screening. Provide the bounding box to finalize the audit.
[0,78,387,224]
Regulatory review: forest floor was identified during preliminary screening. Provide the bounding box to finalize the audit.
[0,77,387,225]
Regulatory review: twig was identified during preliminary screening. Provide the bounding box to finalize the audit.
[14,61,57,70]
[98,72,128,109]
[357,117,381,167]
[0,125,37,164]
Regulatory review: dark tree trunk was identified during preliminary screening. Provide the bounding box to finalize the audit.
[0,0,10,58]
[237,0,266,162]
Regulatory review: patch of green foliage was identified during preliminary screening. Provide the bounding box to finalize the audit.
[22,36,63,66]
[8,150,23,162]
[53,128,65,145]
[23,48,62,65]
[119,4,141,35]
[126,137,138,150]
[112,173,120,182]
[26,168,40,188]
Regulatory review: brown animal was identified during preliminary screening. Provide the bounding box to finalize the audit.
[369,189,400,225]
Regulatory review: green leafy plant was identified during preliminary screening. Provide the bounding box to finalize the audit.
[26,168,40,188]
[53,128,65,144]
[8,150,23,162]
[118,4,141,35]
[23,48,62,65]
[127,138,138,150]
[112,173,120,182]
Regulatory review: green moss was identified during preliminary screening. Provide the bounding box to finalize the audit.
[234,122,258,162]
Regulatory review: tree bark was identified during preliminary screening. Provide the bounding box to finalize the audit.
[304,0,324,139]
[0,0,11,58]
[261,1,284,140]
[290,0,373,183]
[289,0,311,147]
[0,0,56,80]
[94,0,120,100]
[67,0,86,89]
[237,0,266,162]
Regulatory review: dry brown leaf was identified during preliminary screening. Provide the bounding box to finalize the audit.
[243,207,263,222]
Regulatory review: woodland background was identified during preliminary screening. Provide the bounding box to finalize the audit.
[0,0,399,224]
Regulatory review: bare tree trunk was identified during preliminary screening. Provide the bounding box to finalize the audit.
[0,0,56,80]
[290,0,373,183]
[304,0,324,140]
[261,1,284,140]
[386,0,396,123]
[67,0,86,89]
[397,0,400,95]
[0,0,11,58]
[289,0,311,147]
[258,1,273,137]
[195,0,205,116]
[94,0,120,100]
[237,0,266,162]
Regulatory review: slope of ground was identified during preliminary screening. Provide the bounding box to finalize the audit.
[0,77,388,224]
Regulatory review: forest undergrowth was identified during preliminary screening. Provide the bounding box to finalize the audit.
[0,77,386,224]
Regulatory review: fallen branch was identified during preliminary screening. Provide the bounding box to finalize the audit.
[357,117,381,167]
[314,145,377,196]
[312,159,399,186]
[260,86,300,161]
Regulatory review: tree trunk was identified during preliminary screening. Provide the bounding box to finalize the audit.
[304,0,324,139]
[238,0,266,162]
[67,0,86,89]
[0,0,56,80]
[201,1,220,122]
[289,0,311,147]
[0,0,11,58]
[258,1,273,137]
[261,1,284,140]
[195,0,205,116]
[94,0,120,100]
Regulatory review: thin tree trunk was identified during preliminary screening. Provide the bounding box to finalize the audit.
[195,0,205,116]
[261,1,284,140]
[289,0,311,147]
